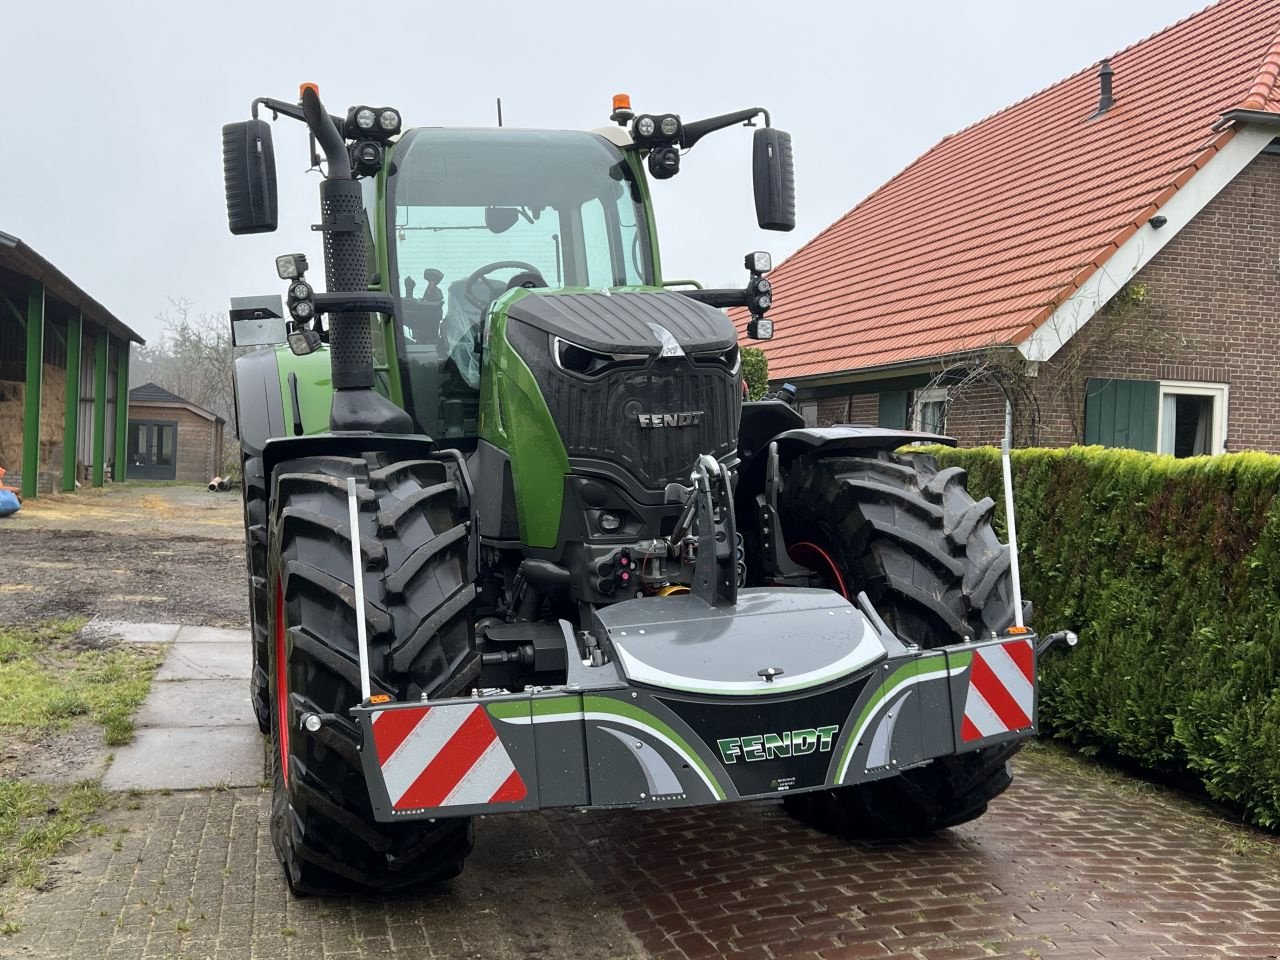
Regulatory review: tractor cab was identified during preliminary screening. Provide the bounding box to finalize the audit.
[384,128,655,440]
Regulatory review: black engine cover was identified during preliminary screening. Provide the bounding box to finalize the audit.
[506,291,741,494]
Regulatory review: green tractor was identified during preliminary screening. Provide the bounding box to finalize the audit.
[222,85,1064,895]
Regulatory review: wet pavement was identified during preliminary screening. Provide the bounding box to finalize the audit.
[3,746,1280,959]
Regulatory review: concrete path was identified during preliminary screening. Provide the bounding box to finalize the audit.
[98,622,263,791]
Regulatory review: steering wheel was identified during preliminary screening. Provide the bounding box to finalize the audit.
[464,260,546,310]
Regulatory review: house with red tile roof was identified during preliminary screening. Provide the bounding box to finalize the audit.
[739,0,1280,455]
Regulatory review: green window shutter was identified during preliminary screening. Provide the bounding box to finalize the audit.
[878,390,909,429]
[1083,378,1158,451]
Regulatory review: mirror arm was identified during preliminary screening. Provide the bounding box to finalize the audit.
[680,107,771,150]
[250,96,348,166]
[679,287,748,309]
[251,96,306,123]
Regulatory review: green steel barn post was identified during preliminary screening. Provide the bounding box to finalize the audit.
[62,311,82,491]
[92,333,108,488]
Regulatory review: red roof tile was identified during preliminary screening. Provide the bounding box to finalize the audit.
[738,0,1280,379]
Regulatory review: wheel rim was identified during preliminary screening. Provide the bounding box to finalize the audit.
[788,541,850,600]
[275,581,290,787]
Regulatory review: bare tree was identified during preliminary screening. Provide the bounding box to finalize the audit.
[132,298,239,428]
[911,280,1177,447]
[912,350,1042,446]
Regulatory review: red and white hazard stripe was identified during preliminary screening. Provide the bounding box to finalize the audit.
[370,704,526,812]
[961,639,1035,743]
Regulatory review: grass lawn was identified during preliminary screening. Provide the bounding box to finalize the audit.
[0,619,164,895]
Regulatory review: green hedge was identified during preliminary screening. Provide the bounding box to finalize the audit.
[742,347,769,400]
[927,446,1280,826]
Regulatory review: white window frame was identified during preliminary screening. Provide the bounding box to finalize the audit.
[1156,380,1229,456]
[799,401,818,428]
[911,387,949,433]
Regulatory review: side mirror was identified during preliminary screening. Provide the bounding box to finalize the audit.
[753,128,795,232]
[222,120,278,235]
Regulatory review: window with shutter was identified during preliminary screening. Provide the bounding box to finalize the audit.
[1083,379,1159,451]
[878,390,909,430]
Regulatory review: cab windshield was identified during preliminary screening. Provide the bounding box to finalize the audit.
[388,128,653,439]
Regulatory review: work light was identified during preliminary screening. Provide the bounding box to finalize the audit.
[275,253,309,280]
[648,145,680,179]
[352,140,383,176]
[378,109,401,133]
[355,107,377,131]
[287,327,322,356]
[745,251,772,273]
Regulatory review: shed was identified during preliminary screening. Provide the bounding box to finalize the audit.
[126,383,225,484]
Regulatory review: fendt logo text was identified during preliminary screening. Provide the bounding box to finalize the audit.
[717,725,840,764]
[637,411,704,428]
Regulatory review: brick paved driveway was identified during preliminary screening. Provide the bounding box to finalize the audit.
[4,747,1279,960]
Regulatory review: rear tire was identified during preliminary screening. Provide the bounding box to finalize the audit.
[776,449,1019,838]
[268,453,477,895]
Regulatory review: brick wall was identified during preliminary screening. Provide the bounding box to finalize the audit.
[810,151,1280,453]
[815,394,878,426]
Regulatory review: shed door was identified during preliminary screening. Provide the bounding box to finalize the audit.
[127,420,178,480]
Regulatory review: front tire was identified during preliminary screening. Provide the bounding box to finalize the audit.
[243,456,271,734]
[268,453,477,894]
[777,449,1019,838]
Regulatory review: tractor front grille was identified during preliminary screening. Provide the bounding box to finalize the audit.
[542,359,739,491]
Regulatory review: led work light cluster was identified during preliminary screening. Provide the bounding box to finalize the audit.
[626,101,684,180]
[276,253,321,355]
[343,104,402,178]
[744,251,774,340]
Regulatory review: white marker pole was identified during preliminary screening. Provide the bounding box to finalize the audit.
[1002,402,1025,630]
[347,477,372,702]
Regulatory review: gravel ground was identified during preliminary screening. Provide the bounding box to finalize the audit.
[0,485,247,627]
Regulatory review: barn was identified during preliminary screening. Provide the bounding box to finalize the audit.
[0,230,143,498]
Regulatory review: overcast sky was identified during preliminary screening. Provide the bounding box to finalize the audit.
[2,0,1209,344]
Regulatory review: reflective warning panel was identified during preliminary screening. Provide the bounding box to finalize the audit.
[959,638,1036,744]
[370,704,527,813]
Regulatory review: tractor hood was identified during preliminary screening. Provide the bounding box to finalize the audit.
[505,289,737,356]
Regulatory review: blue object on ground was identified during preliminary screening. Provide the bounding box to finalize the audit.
[0,489,20,516]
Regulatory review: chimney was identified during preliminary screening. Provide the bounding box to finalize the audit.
[1092,59,1115,118]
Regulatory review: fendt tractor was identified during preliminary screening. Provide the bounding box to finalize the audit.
[221,84,1070,895]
